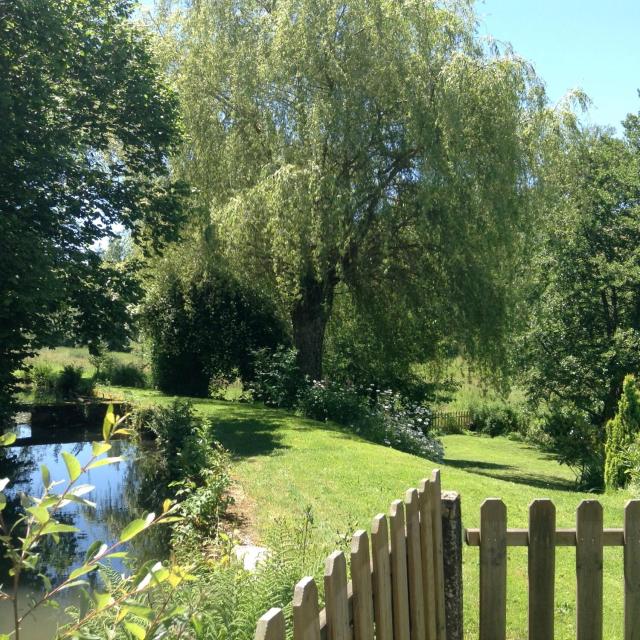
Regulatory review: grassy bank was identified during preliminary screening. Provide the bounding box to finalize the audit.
[28,346,144,375]
[100,386,632,640]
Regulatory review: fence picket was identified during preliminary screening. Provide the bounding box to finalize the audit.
[325,551,351,640]
[417,479,437,640]
[480,498,507,640]
[351,530,375,640]
[429,470,446,640]
[405,489,426,640]
[255,608,286,640]
[576,500,603,640]
[294,577,321,640]
[371,514,394,640]
[528,499,555,640]
[625,500,640,640]
[389,500,411,640]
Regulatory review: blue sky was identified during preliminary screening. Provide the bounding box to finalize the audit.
[477,0,640,132]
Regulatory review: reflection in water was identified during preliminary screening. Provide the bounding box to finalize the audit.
[0,422,165,639]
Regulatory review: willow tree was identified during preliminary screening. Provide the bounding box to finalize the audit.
[169,0,544,379]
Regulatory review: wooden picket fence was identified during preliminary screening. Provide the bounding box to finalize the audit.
[254,470,449,640]
[465,498,640,640]
[429,411,472,432]
[255,474,640,640]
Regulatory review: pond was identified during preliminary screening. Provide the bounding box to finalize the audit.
[0,414,167,639]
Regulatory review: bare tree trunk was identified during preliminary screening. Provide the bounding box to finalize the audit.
[291,275,333,381]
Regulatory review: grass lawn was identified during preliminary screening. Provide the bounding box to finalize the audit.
[101,386,631,640]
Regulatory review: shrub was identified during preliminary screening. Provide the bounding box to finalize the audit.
[55,364,94,399]
[470,402,523,437]
[297,380,372,428]
[143,267,289,397]
[31,363,94,400]
[131,400,232,537]
[540,400,604,490]
[31,362,57,399]
[251,347,306,408]
[93,355,147,388]
[297,381,443,461]
[604,375,640,490]
[374,389,443,461]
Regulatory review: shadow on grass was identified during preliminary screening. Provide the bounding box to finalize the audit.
[445,458,577,492]
[214,417,290,460]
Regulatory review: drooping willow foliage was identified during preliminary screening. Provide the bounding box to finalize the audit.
[160,0,551,379]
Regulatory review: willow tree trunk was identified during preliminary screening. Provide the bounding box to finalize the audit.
[291,276,333,381]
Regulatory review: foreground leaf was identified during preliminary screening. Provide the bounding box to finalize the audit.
[0,433,16,447]
[61,452,82,482]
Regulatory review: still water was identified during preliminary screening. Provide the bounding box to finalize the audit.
[0,419,165,638]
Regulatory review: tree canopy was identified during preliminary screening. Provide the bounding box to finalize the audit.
[0,0,184,420]
[166,0,546,379]
[519,118,640,486]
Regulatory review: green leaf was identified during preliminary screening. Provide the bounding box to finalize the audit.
[41,521,79,535]
[123,622,147,640]
[39,572,52,592]
[0,432,16,447]
[62,451,82,482]
[0,494,6,512]
[91,441,111,457]
[84,540,104,563]
[86,456,123,470]
[93,590,114,611]
[119,517,149,543]
[103,404,116,442]
[122,602,154,620]
[68,564,95,581]
[0,478,8,492]
[40,464,51,488]
[27,505,50,524]
[56,579,89,592]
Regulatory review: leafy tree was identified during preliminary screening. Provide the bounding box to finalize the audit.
[165,0,545,379]
[604,375,640,489]
[0,0,184,422]
[143,255,289,396]
[521,119,640,486]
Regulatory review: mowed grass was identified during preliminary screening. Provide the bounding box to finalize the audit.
[102,387,632,640]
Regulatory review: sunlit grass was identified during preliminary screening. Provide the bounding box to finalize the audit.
[101,386,632,639]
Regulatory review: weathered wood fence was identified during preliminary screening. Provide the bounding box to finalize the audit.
[465,498,640,640]
[255,474,639,640]
[254,470,463,640]
[429,411,472,431]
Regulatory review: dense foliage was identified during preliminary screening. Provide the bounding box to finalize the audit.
[31,363,95,401]
[521,121,640,486]
[0,0,184,423]
[131,400,232,545]
[164,0,546,381]
[143,263,289,396]
[604,375,640,489]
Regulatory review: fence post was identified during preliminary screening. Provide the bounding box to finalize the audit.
[625,500,640,640]
[255,608,286,640]
[479,498,507,640]
[576,500,603,640]
[528,499,555,640]
[293,577,321,640]
[441,491,463,640]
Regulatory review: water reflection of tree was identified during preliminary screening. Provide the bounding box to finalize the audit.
[81,441,172,564]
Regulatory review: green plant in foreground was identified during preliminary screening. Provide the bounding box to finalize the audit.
[0,405,188,640]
